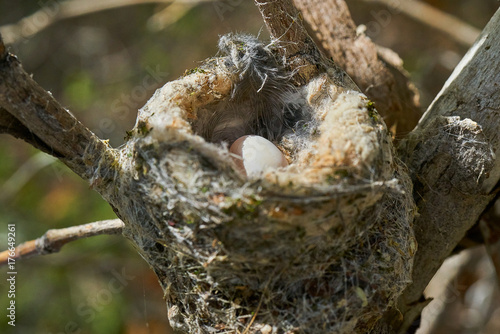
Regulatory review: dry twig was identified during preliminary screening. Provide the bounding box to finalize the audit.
[0,107,55,155]
[0,219,124,266]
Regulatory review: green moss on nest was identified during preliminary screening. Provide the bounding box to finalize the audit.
[184,67,207,76]
[367,101,379,122]
[136,121,152,136]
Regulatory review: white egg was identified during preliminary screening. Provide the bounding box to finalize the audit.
[229,135,288,177]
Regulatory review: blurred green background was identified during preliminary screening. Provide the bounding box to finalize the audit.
[0,1,498,333]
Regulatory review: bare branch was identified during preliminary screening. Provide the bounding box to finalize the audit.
[0,34,117,184]
[376,7,500,333]
[0,107,56,155]
[0,219,124,266]
[253,0,333,85]
[367,0,481,47]
[293,0,421,137]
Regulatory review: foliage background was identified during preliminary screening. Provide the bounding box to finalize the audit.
[0,1,498,333]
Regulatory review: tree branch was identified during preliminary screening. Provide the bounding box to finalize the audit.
[0,107,56,155]
[293,0,421,137]
[253,0,357,87]
[380,7,500,333]
[254,0,311,58]
[0,34,117,184]
[0,219,124,265]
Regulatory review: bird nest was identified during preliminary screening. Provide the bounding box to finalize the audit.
[111,34,416,333]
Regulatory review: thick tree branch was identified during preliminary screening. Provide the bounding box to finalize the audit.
[0,219,124,265]
[0,34,117,184]
[0,107,56,155]
[380,7,500,333]
[253,0,357,88]
[254,0,311,58]
[293,0,421,137]
[253,0,320,84]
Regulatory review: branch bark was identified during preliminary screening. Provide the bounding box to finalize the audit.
[377,7,500,333]
[293,0,422,137]
[0,219,124,265]
[0,34,117,184]
[0,107,55,155]
[254,0,312,58]
[254,0,357,88]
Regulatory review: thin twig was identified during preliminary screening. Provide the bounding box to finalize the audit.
[0,0,214,44]
[388,7,500,333]
[365,0,481,47]
[0,219,125,266]
[254,0,310,58]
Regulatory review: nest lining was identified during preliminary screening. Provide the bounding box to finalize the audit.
[111,33,417,333]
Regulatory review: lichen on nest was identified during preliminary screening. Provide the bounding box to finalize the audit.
[111,33,416,333]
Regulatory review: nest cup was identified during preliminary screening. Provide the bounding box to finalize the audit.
[118,34,416,333]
